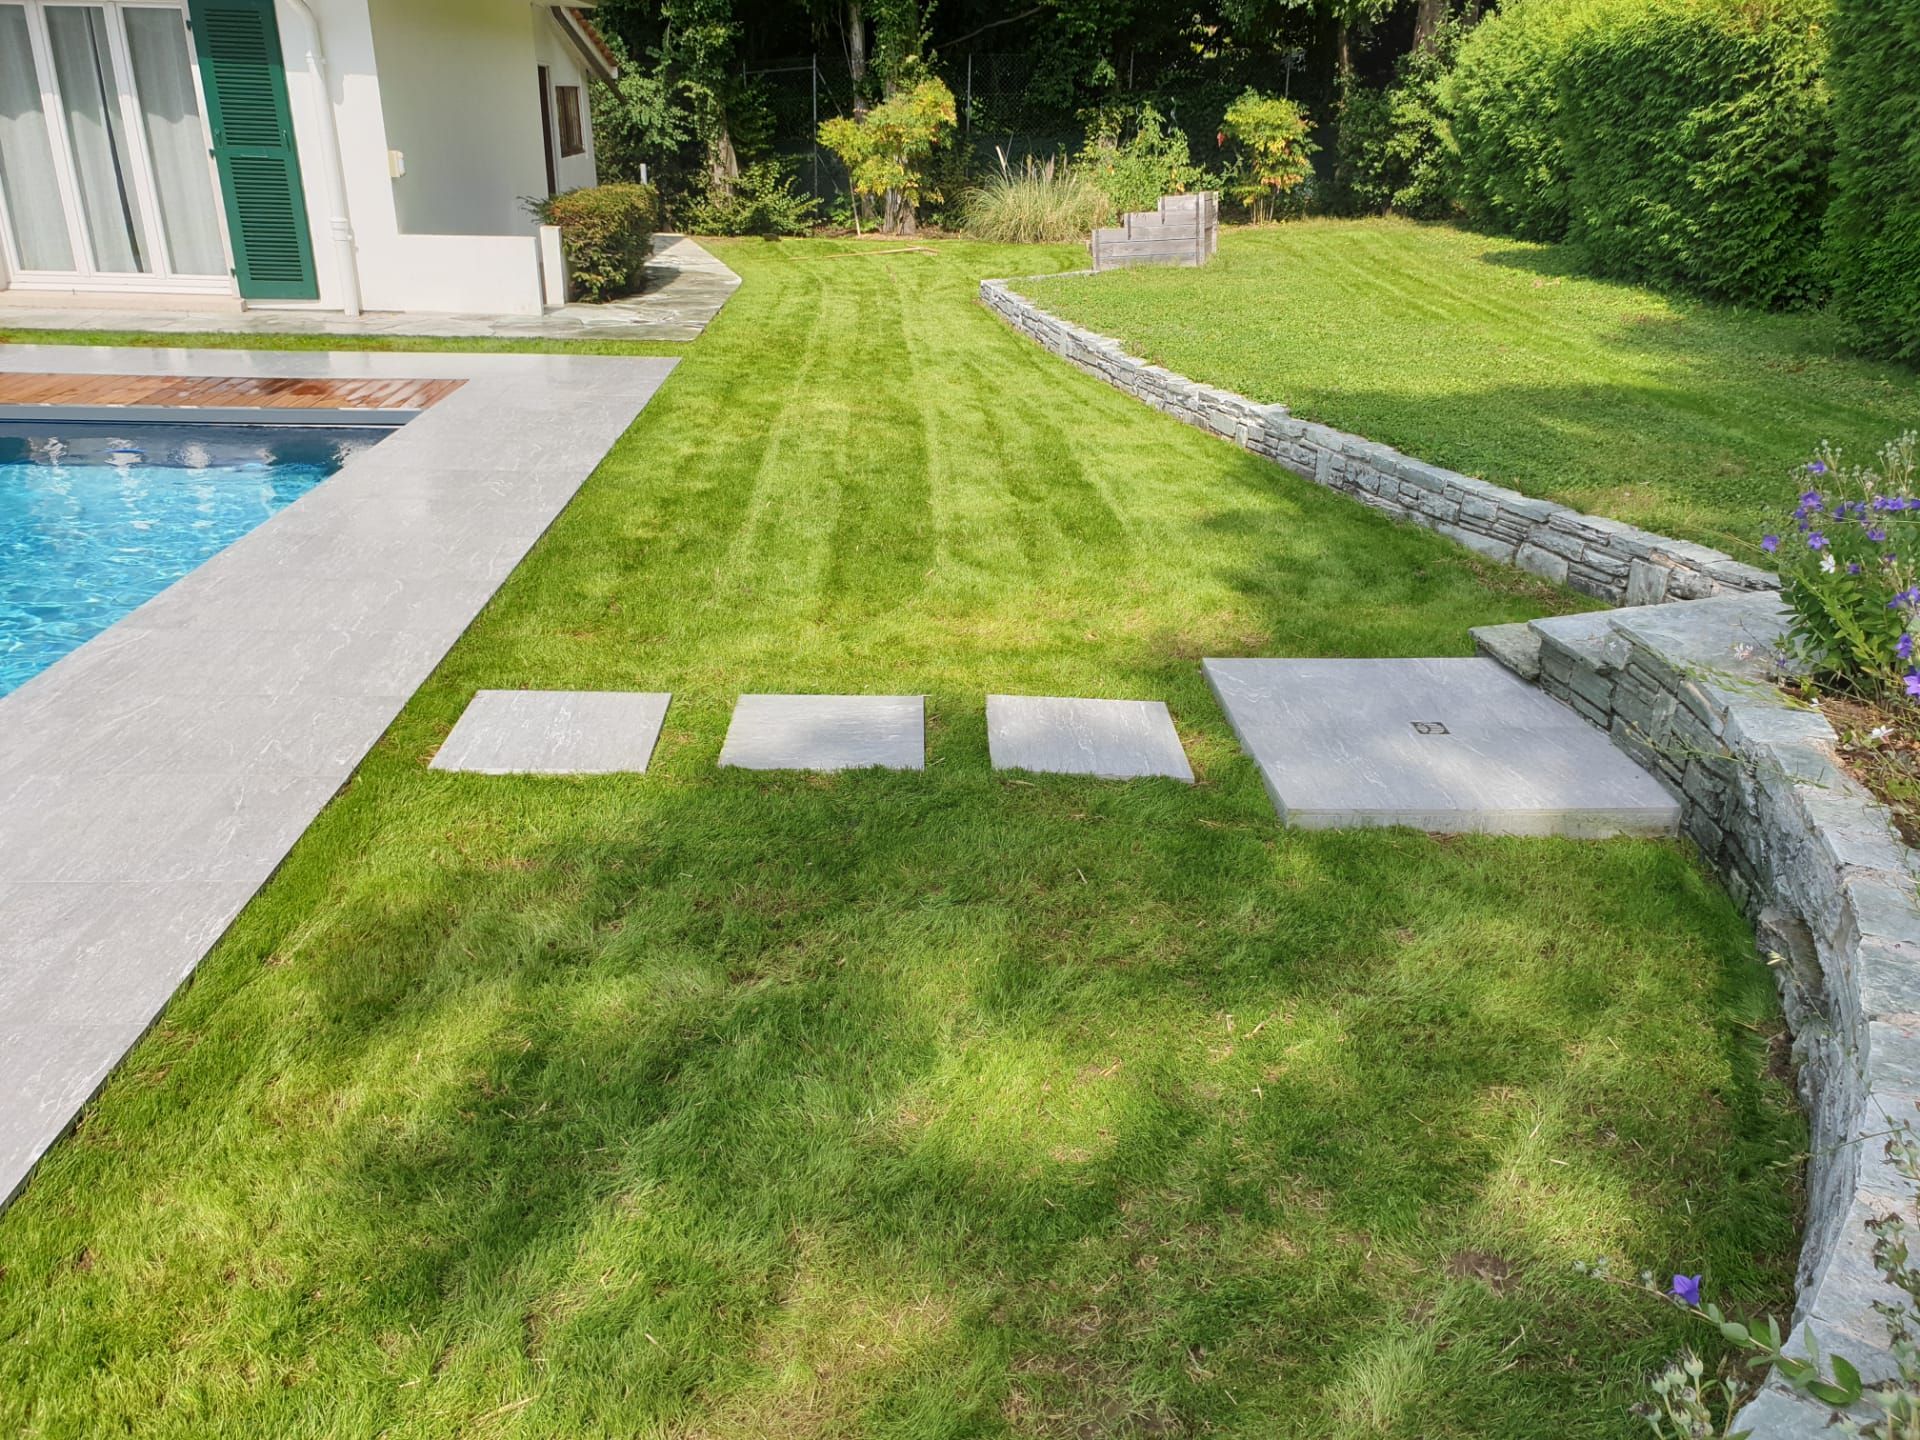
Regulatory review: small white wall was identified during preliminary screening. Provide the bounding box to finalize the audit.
[532,9,599,194]
[272,0,549,315]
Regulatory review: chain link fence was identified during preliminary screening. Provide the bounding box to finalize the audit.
[742,50,1317,208]
[745,53,1096,204]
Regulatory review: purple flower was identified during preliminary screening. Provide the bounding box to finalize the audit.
[1809,532,1828,550]
[1869,528,1889,543]
[1809,460,1829,475]
[1906,672,1920,700]
[1898,634,1912,660]
[1672,1274,1702,1307]
[1850,562,1863,575]
[1761,535,1780,553]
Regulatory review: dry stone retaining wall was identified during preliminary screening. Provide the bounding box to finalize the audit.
[981,275,1920,1430]
[1477,595,1920,1435]
[981,277,1777,607]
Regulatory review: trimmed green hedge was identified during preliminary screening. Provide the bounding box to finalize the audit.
[532,183,658,302]
[1445,0,1590,242]
[1444,0,1832,309]
[1557,0,1830,309]
[1824,0,1920,360]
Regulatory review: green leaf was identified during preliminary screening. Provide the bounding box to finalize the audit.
[1828,1353,1863,1401]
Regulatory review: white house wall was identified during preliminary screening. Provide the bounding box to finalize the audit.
[272,0,556,316]
[533,8,598,194]
[368,0,551,236]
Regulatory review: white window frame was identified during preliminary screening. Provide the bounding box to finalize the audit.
[0,0,236,294]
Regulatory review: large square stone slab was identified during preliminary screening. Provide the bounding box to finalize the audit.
[987,695,1192,781]
[719,694,924,772]
[1203,657,1679,837]
[431,690,672,774]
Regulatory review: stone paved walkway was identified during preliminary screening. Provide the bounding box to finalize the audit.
[0,236,739,343]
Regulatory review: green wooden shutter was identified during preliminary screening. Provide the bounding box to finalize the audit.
[188,0,318,300]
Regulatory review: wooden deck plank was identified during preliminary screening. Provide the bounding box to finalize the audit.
[0,373,464,412]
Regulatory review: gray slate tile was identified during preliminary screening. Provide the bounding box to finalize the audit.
[719,695,925,772]
[1204,656,1680,837]
[987,695,1192,781]
[431,691,673,774]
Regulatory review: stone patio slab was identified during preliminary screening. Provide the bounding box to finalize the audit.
[1203,656,1680,837]
[987,695,1192,781]
[432,691,673,774]
[0,235,740,343]
[719,695,925,772]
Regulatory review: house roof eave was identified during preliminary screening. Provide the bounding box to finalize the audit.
[552,6,619,85]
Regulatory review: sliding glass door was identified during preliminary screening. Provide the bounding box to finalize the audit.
[0,0,232,291]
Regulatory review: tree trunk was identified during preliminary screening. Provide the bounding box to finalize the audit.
[846,0,874,228]
[847,0,867,113]
[708,125,739,195]
[1412,0,1449,52]
[1336,21,1352,78]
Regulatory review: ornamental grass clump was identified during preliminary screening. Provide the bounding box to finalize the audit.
[1771,433,1920,703]
[962,149,1111,243]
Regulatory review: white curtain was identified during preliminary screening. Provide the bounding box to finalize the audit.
[44,4,144,273]
[0,4,75,271]
[124,7,222,275]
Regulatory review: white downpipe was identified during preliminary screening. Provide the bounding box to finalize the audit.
[280,0,360,315]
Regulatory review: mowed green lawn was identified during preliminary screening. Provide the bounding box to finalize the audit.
[0,239,1801,1438]
[1019,217,1920,552]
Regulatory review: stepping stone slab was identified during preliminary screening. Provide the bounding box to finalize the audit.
[987,695,1193,781]
[431,690,672,774]
[719,694,924,772]
[1202,656,1679,838]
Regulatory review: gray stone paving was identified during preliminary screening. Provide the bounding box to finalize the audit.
[986,695,1192,781]
[718,694,925,772]
[0,235,739,343]
[432,691,672,774]
[1203,656,1681,837]
[0,344,677,1211]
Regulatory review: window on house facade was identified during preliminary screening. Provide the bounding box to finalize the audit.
[556,85,583,157]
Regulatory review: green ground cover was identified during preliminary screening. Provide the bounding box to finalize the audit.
[1018,217,1920,552]
[0,239,1801,1437]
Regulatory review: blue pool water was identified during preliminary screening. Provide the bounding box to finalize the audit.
[0,420,393,695]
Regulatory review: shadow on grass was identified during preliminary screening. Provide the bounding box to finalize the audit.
[0,750,1800,1436]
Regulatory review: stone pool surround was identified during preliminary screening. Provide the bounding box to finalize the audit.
[985,279,1920,1429]
[980,276,1776,606]
[0,344,677,1213]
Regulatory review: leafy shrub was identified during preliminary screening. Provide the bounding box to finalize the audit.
[682,160,818,236]
[1824,0,1920,362]
[529,182,658,301]
[1770,433,1920,703]
[818,76,957,235]
[1074,103,1213,216]
[963,149,1110,243]
[1445,0,1586,240]
[1555,0,1832,309]
[1332,28,1461,222]
[1219,90,1315,223]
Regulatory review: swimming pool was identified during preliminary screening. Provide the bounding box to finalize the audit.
[0,419,394,695]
